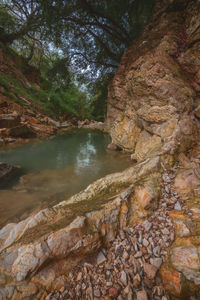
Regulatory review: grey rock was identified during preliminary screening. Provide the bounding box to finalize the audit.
[120,270,127,285]
[143,238,149,247]
[162,174,171,183]
[174,201,182,211]
[142,220,152,232]
[97,251,107,265]
[161,228,170,235]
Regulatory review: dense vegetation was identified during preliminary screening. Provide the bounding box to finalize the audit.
[0,0,155,121]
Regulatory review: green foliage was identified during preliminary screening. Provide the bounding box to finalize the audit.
[0,67,90,119]
[0,6,16,34]
[90,74,113,121]
[0,74,11,90]
[49,85,90,119]
[41,53,71,90]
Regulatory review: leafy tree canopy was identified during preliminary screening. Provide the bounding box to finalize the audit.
[0,0,155,120]
[0,0,155,78]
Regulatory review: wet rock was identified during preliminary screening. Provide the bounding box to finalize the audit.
[0,162,18,185]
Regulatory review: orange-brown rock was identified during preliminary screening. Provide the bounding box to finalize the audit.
[107,0,200,161]
[160,267,182,297]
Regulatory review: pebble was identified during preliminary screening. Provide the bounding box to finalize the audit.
[76,272,82,281]
[136,290,148,300]
[143,262,158,279]
[134,251,143,258]
[143,238,149,247]
[142,220,152,232]
[161,228,170,235]
[97,251,107,265]
[162,174,171,183]
[94,289,101,297]
[109,287,118,297]
[120,270,127,286]
[150,258,163,269]
[174,201,182,211]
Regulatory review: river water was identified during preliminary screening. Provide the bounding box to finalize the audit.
[0,130,131,227]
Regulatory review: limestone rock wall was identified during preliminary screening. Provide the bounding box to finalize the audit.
[107,0,200,160]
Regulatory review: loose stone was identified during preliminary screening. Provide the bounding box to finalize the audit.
[142,220,152,232]
[174,201,182,211]
[109,287,118,298]
[97,251,107,265]
[120,271,127,286]
[143,262,158,279]
[150,258,163,269]
[136,289,148,300]
[143,238,149,247]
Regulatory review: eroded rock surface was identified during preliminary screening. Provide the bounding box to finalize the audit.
[107,0,200,162]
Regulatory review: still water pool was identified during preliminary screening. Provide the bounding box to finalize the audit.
[0,130,131,227]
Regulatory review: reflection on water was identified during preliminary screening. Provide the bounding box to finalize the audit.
[0,130,131,227]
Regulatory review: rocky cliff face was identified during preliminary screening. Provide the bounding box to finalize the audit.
[106,0,200,298]
[107,0,200,160]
